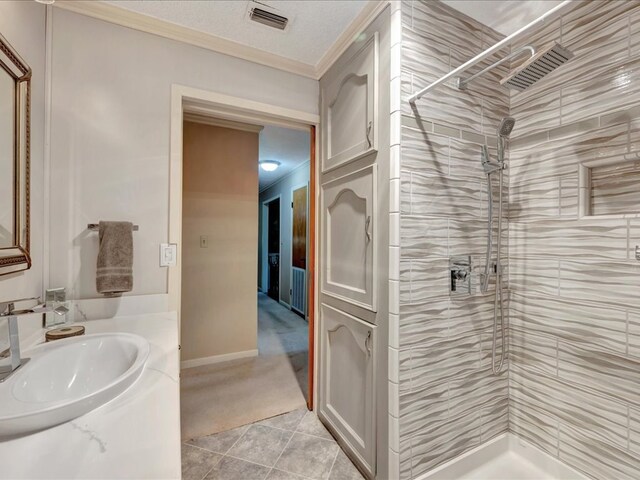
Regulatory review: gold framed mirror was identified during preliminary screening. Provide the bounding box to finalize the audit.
[0,32,31,276]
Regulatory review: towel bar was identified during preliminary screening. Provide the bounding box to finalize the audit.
[87,223,139,231]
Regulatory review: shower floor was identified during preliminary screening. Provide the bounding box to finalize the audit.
[422,434,588,480]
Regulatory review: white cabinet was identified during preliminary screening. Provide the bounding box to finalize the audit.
[321,165,377,312]
[319,304,376,478]
[321,32,378,172]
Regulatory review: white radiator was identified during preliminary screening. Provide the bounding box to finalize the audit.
[291,267,306,315]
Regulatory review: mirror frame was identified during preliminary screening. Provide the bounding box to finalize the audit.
[0,32,31,276]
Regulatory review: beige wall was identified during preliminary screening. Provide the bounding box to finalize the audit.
[181,121,259,362]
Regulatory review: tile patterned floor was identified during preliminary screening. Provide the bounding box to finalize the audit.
[182,409,364,480]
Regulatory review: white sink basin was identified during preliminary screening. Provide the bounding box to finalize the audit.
[0,333,149,437]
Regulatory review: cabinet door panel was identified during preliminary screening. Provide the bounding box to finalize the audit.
[319,304,376,477]
[321,165,377,312]
[322,32,378,172]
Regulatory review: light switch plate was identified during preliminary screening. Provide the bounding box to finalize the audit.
[160,243,177,267]
[200,235,209,248]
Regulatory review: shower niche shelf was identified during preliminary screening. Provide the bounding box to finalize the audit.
[578,152,640,218]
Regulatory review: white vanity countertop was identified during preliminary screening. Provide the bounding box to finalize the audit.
[0,312,181,479]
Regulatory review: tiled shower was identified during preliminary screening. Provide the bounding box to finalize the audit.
[395,1,640,479]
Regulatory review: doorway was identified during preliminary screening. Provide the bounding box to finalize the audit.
[176,108,315,447]
[266,197,280,302]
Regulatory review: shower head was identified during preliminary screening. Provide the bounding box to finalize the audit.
[498,117,515,138]
[500,42,574,91]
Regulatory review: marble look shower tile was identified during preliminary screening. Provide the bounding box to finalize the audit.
[558,342,640,406]
[509,178,560,221]
[591,159,640,216]
[511,17,562,58]
[561,58,640,125]
[560,174,579,218]
[632,10,640,57]
[448,137,490,180]
[559,423,639,480]
[480,396,509,442]
[398,348,412,393]
[448,368,508,420]
[509,123,629,185]
[509,292,627,355]
[628,309,640,359]
[559,260,640,310]
[399,300,449,349]
[401,127,449,176]
[399,260,412,305]
[509,398,559,457]
[562,1,635,62]
[409,412,481,478]
[409,0,482,59]
[407,259,450,303]
[511,365,629,450]
[447,218,492,258]
[510,87,561,140]
[448,295,495,337]
[400,216,448,258]
[410,171,483,218]
[407,331,483,392]
[400,170,411,214]
[399,437,412,480]
[509,258,559,297]
[510,219,628,260]
[630,406,640,455]
[399,382,449,438]
[410,72,483,135]
[510,328,558,376]
[401,27,450,83]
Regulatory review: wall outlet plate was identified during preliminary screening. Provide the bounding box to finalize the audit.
[160,243,177,267]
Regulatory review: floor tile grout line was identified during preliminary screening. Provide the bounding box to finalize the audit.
[326,445,341,479]
[270,428,296,474]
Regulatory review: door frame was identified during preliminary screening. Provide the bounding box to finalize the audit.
[169,84,319,410]
[262,194,282,302]
[290,181,309,317]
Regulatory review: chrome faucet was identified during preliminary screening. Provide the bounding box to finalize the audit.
[0,297,68,382]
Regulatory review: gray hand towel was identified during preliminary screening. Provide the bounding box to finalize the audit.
[96,221,134,295]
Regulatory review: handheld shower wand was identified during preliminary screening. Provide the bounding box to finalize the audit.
[481,117,514,375]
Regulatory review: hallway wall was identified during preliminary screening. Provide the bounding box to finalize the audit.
[258,161,310,307]
[181,121,259,363]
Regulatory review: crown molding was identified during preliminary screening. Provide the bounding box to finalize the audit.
[53,0,317,79]
[315,1,388,78]
[53,0,387,81]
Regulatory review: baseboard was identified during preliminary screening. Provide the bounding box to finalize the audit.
[181,349,258,370]
[279,299,291,309]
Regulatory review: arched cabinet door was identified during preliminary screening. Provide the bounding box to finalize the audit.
[319,304,376,478]
[321,165,377,312]
[321,31,378,172]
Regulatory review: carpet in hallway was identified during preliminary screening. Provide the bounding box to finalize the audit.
[180,294,308,441]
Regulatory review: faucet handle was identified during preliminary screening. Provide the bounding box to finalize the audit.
[0,297,41,316]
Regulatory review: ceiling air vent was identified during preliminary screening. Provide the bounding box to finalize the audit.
[248,3,289,31]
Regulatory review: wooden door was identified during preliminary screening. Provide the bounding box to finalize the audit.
[291,186,307,315]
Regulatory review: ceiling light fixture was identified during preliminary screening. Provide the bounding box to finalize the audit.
[35,0,55,4]
[259,160,280,172]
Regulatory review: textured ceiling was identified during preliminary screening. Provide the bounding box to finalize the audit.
[442,0,564,36]
[106,0,369,65]
[259,126,310,191]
